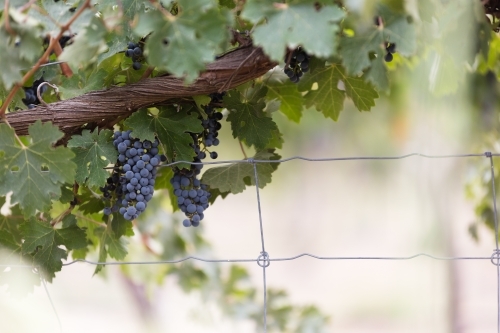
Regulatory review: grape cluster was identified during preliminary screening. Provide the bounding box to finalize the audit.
[125,42,144,70]
[384,42,396,62]
[22,77,47,109]
[171,174,211,227]
[101,130,166,220]
[170,95,224,227]
[284,48,309,83]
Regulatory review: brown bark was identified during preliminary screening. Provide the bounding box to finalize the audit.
[3,45,276,137]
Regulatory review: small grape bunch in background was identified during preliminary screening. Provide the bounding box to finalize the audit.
[384,42,396,62]
[284,48,310,83]
[22,77,48,109]
[125,42,144,70]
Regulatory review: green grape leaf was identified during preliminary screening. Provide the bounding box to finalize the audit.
[110,214,134,239]
[298,58,378,120]
[201,150,281,195]
[124,107,203,168]
[59,17,109,68]
[67,129,117,188]
[339,32,384,76]
[225,89,280,150]
[264,77,304,123]
[340,6,416,76]
[0,229,21,259]
[59,69,109,99]
[0,15,43,89]
[134,0,232,82]
[365,54,390,92]
[0,121,76,218]
[154,167,178,211]
[242,2,344,61]
[32,0,95,35]
[20,218,87,281]
[93,226,127,274]
[0,198,24,243]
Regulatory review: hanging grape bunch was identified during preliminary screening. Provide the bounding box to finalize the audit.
[101,130,166,220]
[384,42,396,62]
[284,48,310,83]
[22,77,48,109]
[170,94,224,227]
[125,42,144,70]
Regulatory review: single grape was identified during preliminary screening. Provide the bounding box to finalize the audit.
[210,151,218,159]
[384,52,393,62]
[187,204,196,214]
[127,206,137,216]
[183,219,192,227]
[133,47,142,56]
[181,177,190,187]
[133,62,142,70]
[136,201,146,211]
[103,207,112,215]
[387,43,396,54]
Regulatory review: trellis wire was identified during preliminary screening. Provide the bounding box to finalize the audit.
[3,151,500,333]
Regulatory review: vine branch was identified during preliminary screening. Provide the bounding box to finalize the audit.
[0,0,92,119]
[3,46,277,138]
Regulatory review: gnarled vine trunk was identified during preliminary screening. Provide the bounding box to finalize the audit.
[3,45,276,137]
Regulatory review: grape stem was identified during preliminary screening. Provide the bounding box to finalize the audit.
[3,0,16,37]
[50,204,75,227]
[239,140,248,159]
[0,0,92,120]
[52,39,74,78]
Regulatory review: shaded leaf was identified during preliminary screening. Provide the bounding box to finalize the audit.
[242,2,344,61]
[201,150,281,195]
[298,58,378,119]
[20,218,86,281]
[0,121,76,217]
[67,129,117,188]
[124,107,203,168]
[225,89,280,150]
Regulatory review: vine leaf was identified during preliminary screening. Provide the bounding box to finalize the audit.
[298,58,378,120]
[20,218,87,281]
[134,0,232,82]
[0,121,76,218]
[94,226,128,274]
[225,88,280,150]
[59,17,109,68]
[124,107,203,168]
[67,129,117,188]
[201,150,281,196]
[0,14,43,89]
[242,2,345,61]
[0,198,24,243]
[59,69,109,99]
[264,77,304,123]
[339,6,415,89]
